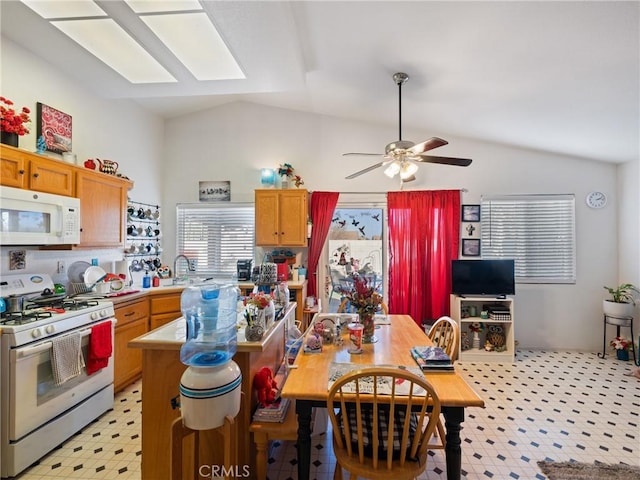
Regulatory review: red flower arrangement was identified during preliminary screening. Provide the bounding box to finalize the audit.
[243,292,274,327]
[0,97,31,135]
[339,273,383,315]
[610,336,632,351]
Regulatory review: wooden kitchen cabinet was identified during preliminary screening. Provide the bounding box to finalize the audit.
[113,296,149,392]
[76,169,131,247]
[255,189,308,246]
[149,292,182,330]
[0,144,74,195]
[1,144,132,249]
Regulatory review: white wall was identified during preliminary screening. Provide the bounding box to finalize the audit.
[164,101,620,351]
[2,38,634,352]
[0,39,164,284]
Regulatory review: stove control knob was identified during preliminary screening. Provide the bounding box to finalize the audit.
[45,325,55,334]
[91,312,99,320]
[31,329,42,338]
[100,309,108,318]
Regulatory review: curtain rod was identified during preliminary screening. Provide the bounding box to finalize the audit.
[328,188,468,194]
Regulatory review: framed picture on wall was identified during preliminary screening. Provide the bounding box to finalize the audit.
[36,102,72,154]
[199,181,230,202]
[462,238,481,257]
[462,204,480,222]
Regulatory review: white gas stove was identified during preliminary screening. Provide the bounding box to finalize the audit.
[0,273,116,478]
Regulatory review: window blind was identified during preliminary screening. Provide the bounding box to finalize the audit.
[480,194,576,284]
[176,203,255,279]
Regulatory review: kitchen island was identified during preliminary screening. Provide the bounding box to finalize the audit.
[129,302,296,480]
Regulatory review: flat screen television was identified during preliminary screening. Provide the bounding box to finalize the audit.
[451,259,515,296]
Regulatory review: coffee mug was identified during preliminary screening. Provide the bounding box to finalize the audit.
[137,208,145,219]
[127,225,138,236]
[127,206,135,216]
[146,226,154,237]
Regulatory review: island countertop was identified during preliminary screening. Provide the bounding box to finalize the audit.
[128,301,296,352]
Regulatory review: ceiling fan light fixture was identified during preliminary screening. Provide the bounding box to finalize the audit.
[399,161,418,180]
[384,161,401,178]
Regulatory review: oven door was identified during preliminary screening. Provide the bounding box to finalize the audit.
[8,320,114,440]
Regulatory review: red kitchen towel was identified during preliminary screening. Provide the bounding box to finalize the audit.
[87,321,112,375]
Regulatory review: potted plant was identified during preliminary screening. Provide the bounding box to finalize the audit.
[609,336,632,361]
[603,283,639,318]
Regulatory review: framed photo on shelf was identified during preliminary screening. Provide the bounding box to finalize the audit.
[462,204,480,222]
[462,238,481,257]
[36,102,72,154]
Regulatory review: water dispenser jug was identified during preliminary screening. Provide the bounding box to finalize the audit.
[180,283,238,366]
[179,283,242,429]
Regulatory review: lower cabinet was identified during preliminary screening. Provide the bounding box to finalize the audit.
[114,297,149,392]
[149,292,182,330]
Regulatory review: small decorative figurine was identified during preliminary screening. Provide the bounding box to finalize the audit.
[254,367,278,406]
[36,135,46,154]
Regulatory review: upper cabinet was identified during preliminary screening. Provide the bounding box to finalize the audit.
[0,144,132,248]
[255,189,308,246]
[76,170,130,247]
[1,144,74,195]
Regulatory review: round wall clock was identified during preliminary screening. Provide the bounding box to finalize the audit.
[586,191,607,209]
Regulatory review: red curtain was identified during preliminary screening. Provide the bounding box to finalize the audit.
[387,190,460,326]
[307,192,339,298]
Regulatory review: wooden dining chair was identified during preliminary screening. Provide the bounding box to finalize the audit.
[327,366,441,480]
[426,316,460,451]
[427,316,459,362]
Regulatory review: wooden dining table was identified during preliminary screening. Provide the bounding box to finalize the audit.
[280,314,485,480]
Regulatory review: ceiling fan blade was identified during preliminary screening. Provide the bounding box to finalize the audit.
[401,174,416,183]
[342,152,384,157]
[407,137,448,155]
[414,155,472,167]
[345,162,385,179]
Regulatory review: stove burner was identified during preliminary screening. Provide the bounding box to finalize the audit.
[61,298,99,310]
[0,310,53,326]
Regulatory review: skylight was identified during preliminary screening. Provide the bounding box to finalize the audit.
[20,0,244,84]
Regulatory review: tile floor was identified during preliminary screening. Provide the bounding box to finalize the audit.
[13,350,640,479]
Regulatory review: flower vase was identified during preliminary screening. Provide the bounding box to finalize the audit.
[245,323,264,342]
[1,132,18,147]
[280,175,290,189]
[472,331,480,349]
[359,312,376,344]
[616,349,629,361]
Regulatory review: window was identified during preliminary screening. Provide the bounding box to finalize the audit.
[480,194,575,284]
[176,203,254,279]
[326,205,385,311]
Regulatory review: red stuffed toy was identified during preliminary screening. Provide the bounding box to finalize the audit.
[254,367,278,406]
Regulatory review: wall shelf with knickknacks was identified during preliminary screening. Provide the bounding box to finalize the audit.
[125,199,162,266]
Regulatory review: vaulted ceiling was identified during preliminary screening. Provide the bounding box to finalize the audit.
[2,1,638,164]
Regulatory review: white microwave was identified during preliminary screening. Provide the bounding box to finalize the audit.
[0,186,81,245]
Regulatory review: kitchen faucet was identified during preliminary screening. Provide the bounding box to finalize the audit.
[173,255,195,284]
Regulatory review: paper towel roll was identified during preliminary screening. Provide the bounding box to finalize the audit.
[115,260,129,283]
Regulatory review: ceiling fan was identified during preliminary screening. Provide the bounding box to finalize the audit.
[344,72,472,184]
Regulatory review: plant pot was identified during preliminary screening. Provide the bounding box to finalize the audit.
[603,300,634,318]
[1,131,18,147]
[616,349,630,361]
[245,324,265,342]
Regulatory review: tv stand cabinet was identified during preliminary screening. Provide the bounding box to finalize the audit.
[450,294,516,363]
